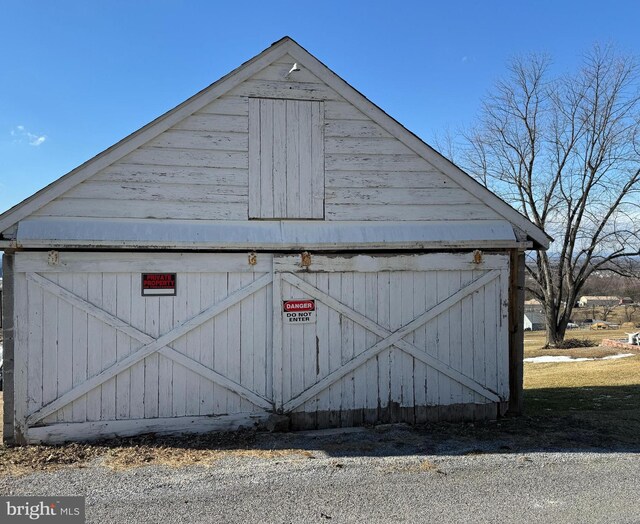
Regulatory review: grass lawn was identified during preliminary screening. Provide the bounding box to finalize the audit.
[522,329,640,449]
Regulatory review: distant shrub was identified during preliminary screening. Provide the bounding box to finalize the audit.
[543,338,598,349]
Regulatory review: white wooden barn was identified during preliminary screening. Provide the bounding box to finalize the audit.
[1,37,549,444]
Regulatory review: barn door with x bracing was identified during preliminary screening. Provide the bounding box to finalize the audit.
[273,253,510,426]
[13,252,274,443]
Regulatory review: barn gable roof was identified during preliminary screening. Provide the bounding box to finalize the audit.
[0,37,550,249]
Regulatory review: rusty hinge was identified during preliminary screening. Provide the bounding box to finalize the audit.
[300,251,312,268]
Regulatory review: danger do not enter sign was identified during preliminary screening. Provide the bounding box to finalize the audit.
[283,299,316,324]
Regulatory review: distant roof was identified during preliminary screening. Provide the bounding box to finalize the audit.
[524,312,545,324]
[580,296,619,301]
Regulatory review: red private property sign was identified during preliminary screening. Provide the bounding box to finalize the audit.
[283,299,316,324]
[142,273,177,296]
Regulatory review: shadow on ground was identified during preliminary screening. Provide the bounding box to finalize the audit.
[2,385,639,476]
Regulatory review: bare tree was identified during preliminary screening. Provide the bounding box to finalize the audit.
[623,303,639,323]
[600,304,616,322]
[461,45,640,346]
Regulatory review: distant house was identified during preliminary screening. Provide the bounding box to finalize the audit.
[524,312,546,331]
[524,298,543,313]
[578,296,619,307]
[619,297,634,305]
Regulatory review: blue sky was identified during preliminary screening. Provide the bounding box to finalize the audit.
[2,0,639,213]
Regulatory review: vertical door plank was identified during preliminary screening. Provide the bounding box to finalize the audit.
[213,273,229,414]
[101,273,117,421]
[460,271,475,404]
[400,272,415,420]
[144,296,160,418]
[340,272,354,426]
[172,273,188,417]
[129,274,146,419]
[302,274,318,419]
[424,272,439,406]
[226,273,243,413]
[239,273,255,412]
[436,271,451,406]
[259,99,274,218]
[298,100,313,215]
[352,273,367,417]
[311,101,325,218]
[86,274,102,421]
[449,271,463,404]
[252,276,269,406]
[70,273,90,422]
[26,279,43,417]
[42,274,59,423]
[158,289,175,417]
[484,275,498,395]
[199,274,215,415]
[472,270,487,403]
[286,100,300,217]
[248,97,261,218]
[412,272,427,417]
[315,273,331,425]
[56,274,74,422]
[377,272,391,419]
[184,273,201,416]
[389,272,403,420]
[272,99,287,217]
[364,273,379,423]
[327,273,342,426]
[498,269,510,399]
[272,272,283,412]
[115,274,131,420]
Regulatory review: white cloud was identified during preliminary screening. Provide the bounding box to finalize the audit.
[11,125,46,146]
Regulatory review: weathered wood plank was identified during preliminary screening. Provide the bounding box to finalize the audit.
[248,97,262,218]
[274,253,510,274]
[16,252,273,274]
[325,153,429,172]
[326,203,501,221]
[325,187,480,206]
[35,198,248,221]
[173,114,248,133]
[95,164,248,187]
[123,148,248,169]
[325,137,413,155]
[326,170,454,188]
[68,181,248,203]
[146,130,248,151]
[26,413,271,444]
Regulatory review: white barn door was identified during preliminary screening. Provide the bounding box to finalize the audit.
[13,252,274,443]
[273,253,510,426]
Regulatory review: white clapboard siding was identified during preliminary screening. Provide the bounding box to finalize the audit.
[68,181,248,203]
[230,79,343,102]
[326,204,502,221]
[249,98,324,219]
[35,199,248,220]
[146,130,248,151]
[25,51,510,227]
[273,253,510,417]
[197,95,249,116]
[325,188,482,206]
[93,165,248,187]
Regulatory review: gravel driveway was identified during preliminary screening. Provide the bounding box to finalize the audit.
[2,426,638,523]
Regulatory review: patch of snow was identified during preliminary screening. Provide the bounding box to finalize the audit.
[524,353,635,363]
